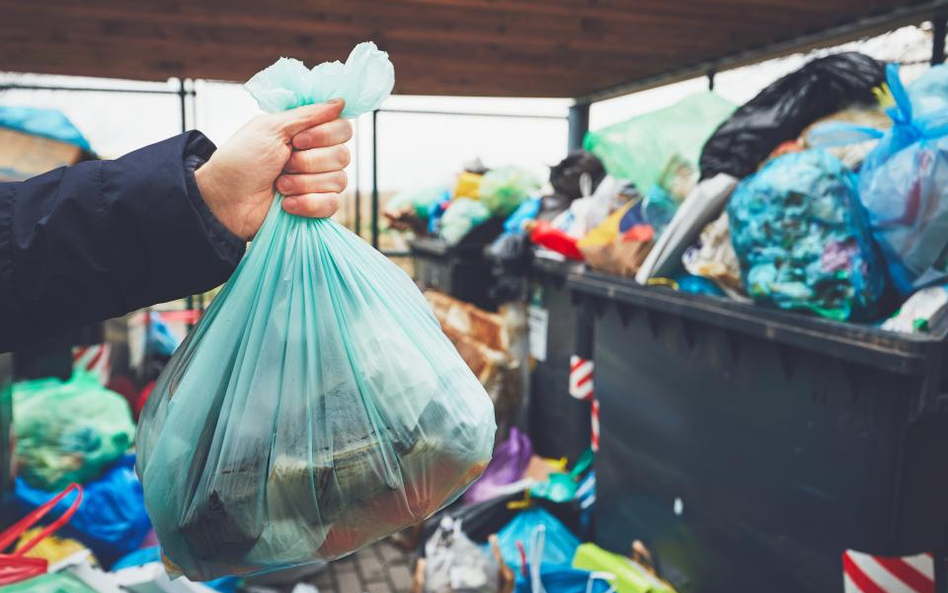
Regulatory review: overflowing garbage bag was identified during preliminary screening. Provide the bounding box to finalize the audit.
[585,92,735,190]
[137,45,496,581]
[701,52,886,180]
[442,198,493,245]
[495,508,580,574]
[728,149,885,320]
[857,64,948,295]
[15,455,150,566]
[13,370,135,491]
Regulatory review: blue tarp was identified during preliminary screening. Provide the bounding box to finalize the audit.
[0,106,91,150]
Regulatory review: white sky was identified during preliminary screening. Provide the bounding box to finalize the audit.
[0,24,937,201]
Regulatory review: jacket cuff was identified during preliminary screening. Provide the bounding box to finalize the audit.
[183,150,246,267]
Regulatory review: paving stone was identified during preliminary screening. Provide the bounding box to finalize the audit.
[335,570,363,593]
[357,549,386,583]
[388,563,415,592]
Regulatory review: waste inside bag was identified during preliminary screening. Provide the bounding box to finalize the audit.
[728,149,884,320]
[882,284,948,334]
[136,45,496,581]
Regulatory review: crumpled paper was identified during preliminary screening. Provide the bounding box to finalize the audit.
[245,42,394,118]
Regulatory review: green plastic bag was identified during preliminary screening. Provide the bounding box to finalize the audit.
[479,167,541,217]
[386,186,450,218]
[572,543,676,593]
[0,573,99,593]
[13,370,134,491]
[440,198,491,244]
[137,45,496,582]
[531,449,594,503]
[584,93,736,191]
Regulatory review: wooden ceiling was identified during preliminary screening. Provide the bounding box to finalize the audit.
[1,0,945,99]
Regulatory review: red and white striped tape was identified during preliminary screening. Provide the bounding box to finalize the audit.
[569,355,599,452]
[569,355,594,401]
[843,550,934,593]
[72,343,111,385]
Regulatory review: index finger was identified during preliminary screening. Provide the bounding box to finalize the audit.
[277,99,346,137]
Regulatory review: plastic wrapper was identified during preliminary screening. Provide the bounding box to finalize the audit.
[15,455,150,566]
[701,52,885,180]
[857,64,948,294]
[425,517,500,593]
[882,284,948,334]
[13,370,134,491]
[682,211,745,298]
[441,199,492,245]
[479,168,541,217]
[728,150,884,320]
[137,47,496,581]
[585,92,735,190]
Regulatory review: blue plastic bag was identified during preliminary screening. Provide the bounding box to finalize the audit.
[857,64,948,295]
[504,197,542,234]
[14,455,150,567]
[512,521,613,593]
[137,46,495,581]
[0,106,91,150]
[494,508,580,574]
[146,312,181,358]
[728,149,884,320]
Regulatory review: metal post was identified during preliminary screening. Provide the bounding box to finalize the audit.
[179,78,195,321]
[371,109,380,250]
[707,69,717,91]
[568,102,590,153]
[933,15,947,65]
[353,118,362,237]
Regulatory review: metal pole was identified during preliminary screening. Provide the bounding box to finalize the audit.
[933,15,947,65]
[568,102,590,153]
[707,69,717,91]
[371,109,380,250]
[354,118,362,237]
[179,78,195,321]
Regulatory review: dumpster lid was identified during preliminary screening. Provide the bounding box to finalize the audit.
[569,270,948,376]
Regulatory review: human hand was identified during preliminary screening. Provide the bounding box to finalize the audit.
[195,99,353,240]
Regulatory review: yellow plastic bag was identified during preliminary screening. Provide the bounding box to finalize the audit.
[15,527,97,566]
[454,172,484,200]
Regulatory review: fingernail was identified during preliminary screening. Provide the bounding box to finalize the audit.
[284,197,298,211]
[328,98,343,105]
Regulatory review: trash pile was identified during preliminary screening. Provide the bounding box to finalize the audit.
[476,54,948,332]
[412,430,677,593]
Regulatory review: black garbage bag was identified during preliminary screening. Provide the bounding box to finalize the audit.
[699,52,886,180]
[549,152,607,199]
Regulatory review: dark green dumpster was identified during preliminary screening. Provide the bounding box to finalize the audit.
[569,270,948,592]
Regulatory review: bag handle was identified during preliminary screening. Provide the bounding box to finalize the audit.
[528,525,547,593]
[0,483,83,586]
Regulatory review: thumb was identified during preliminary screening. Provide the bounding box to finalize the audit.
[276,100,346,136]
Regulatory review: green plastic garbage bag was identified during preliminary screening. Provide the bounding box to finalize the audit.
[479,167,541,217]
[0,573,99,593]
[440,198,491,244]
[583,93,735,191]
[13,370,134,491]
[137,44,496,582]
[386,186,450,218]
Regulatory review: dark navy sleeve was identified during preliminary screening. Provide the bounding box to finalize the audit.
[0,131,246,352]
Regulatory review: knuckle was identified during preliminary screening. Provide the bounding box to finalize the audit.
[336,145,351,168]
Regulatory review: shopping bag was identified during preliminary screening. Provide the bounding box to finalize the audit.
[136,43,496,581]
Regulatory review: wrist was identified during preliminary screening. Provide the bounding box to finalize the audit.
[195,159,243,240]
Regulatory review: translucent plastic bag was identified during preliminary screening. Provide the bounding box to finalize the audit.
[479,167,541,217]
[13,370,134,491]
[584,92,735,190]
[857,64,948,294]
[136,45,496,581]
[728,149,884,320]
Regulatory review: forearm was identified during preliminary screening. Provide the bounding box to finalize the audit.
[0,131,245,352]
